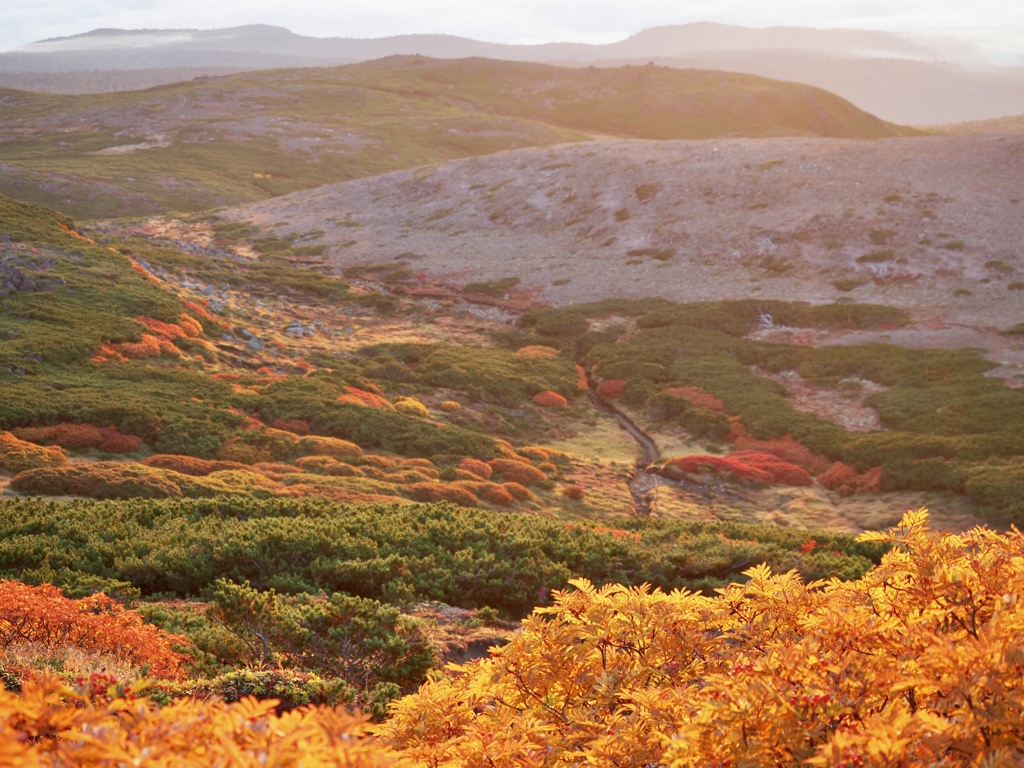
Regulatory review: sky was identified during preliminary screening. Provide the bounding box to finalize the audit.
[2,0,1023,57]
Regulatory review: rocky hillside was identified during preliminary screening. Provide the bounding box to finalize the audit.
[217,135,1024,375]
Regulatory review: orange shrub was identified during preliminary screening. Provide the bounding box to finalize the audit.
[337,387,395,410]
[440,400,462,412]
[538,461,557,474]
[502,482,535,502]
[135,314,202,343]
[13,423,141,454]
[142,455,250,477]
[488,459,546,486]
[575,364,590,392]
[0,432,68,473]
[211,372,242,381]
[108,332,177,360]
[532,390,568,407]
[561,485,586,500]
[662,386,725,412]
[596,379,626,400]
[458,458,492,480]
[515,345,560,358]
[0,581,190,680]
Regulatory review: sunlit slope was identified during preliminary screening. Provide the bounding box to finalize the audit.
[0,56,909,218]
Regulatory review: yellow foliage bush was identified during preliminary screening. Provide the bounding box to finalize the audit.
[297,436,363,460]
[380,510,1024,766]
[0,677,397,767]
[439,400,462,412]
[393,398,429,418]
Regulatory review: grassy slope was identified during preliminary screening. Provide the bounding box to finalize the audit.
[0,57,910,219]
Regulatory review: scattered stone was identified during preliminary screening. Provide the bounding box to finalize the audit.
[246,336,264,351]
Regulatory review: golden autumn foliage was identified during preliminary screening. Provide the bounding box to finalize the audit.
[0,582,190,681]
[379,511,1024,767]
[0,677,397,768]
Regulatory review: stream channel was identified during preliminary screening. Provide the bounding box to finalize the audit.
[583,367,661,517]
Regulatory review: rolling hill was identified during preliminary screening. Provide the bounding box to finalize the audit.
[0,56,908,219]
[210,134,1024,354]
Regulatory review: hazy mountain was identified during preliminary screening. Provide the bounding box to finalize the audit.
[2,23,1022,124]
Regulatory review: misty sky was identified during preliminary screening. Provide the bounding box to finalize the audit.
[2,0,1023,53]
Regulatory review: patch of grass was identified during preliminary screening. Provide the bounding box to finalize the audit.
[831,278,867,292]
[634,183,661,203]
[856,250,895,264]
[626,248,675,262]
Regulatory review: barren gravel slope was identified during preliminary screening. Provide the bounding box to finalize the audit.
[219,134,1024,374]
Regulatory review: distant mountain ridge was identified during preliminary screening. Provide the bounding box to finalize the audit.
[2,23,1023,124]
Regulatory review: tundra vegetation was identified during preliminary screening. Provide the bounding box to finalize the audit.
[0,53,1019,763]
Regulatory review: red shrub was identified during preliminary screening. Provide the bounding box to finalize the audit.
[663,386,725,413]
[732,452,815,487]
[666,455,774,485]
[532,390,568,407]
[488,459,546,486]
[596,379,626,401]
[731,434,831,476]
[818,462,882,495]
[458,458,492,480]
